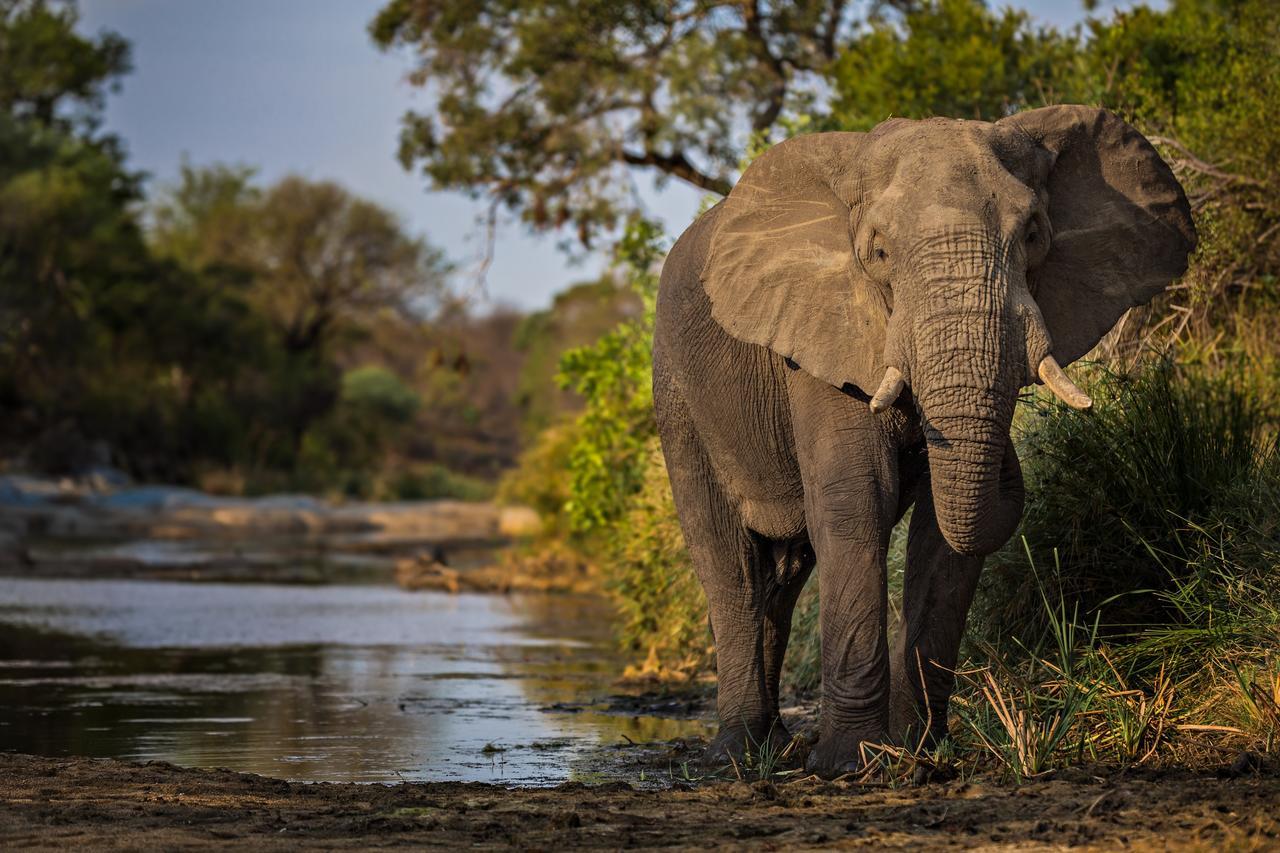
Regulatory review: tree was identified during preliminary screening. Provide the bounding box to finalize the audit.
[0,0,130,131]
[153,169,450,358]
[826,0,1081,130]
[249,177,449,356]
[150,168,454,472]
[0,1,152,469]
[370,0,913,245]
[149,161,260,274]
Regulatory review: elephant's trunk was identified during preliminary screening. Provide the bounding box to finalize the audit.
[893,230,1035,556]
[918,407,1025,556]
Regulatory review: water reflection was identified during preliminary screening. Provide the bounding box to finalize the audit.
[0,578,712,784]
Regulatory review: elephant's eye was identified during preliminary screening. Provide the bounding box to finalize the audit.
[874,247,889,261]
[1025,227,1038,244]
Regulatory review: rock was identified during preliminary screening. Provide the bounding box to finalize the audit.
[80,465,131,492]
[396,553,462,593]
[92,486,214,512]
[498,506,542,539]
[0,475,66,507]
[40,506,116,539]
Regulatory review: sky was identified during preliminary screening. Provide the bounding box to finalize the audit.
[77,0,1159,312]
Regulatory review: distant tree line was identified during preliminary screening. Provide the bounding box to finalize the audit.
[0,0,638,496]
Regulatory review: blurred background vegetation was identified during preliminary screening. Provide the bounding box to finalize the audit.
[4,0,1278,751]
[0,0,647,499]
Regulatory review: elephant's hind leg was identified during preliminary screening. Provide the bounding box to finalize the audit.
[759,536,815,733]
[657,392,809,768]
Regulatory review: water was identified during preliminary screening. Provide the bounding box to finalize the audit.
[0,577,713,784]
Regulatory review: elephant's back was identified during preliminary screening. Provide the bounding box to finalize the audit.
[655,204,805,539]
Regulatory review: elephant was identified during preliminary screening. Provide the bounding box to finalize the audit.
[652,105,1196,777]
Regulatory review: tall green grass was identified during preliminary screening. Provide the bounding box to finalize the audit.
[973,358,1280,670]
[936,359,1280,777]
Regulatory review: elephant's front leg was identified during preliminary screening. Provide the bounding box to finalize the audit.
[788,374,902,777]
[888,469,985,750]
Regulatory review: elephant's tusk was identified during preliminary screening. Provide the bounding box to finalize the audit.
[869,367,905,414]
[1038,355,1092,410]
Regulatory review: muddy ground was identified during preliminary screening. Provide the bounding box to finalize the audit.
[2,753,1278,850]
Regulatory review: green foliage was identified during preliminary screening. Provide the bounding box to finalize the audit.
[513,275,642,436]
[370,0,911,243]
[379,463,495,502]
[149,161,259,272]
[496,423,578,535]
[0,0,131,130]
[0,5,246,480]
[499,218,711,674]
[828,0,1081,130]
[341,366,420,424]
[556,217,665,534]
[0,5,480,497]
[608,438,708,671]
[973,360,1280,670]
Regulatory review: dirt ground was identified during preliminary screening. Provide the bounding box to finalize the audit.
[2,753,1278,850]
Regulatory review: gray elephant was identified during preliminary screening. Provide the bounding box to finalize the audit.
[653,105,1195,776]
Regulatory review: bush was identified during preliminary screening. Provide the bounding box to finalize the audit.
[495,422,578,534]
[973,359,1280,676]
[555,218,665,535]
[380,463,494,502]
[608,439,710,678]
[499,219,718,677]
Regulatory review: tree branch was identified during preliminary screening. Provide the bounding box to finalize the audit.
[1148,135,1266,190]
[823,0,848,60]
[620,148,732,195]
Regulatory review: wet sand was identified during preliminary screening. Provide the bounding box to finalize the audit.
[2,753,1278,850]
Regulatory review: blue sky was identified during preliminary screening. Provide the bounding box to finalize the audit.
[77,0,1157,312]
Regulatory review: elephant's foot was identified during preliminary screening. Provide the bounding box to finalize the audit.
[804,727,888,779]
[702,719,799,775]
[804,737,860,779]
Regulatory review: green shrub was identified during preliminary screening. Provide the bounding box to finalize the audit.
[972,359,1280,677]
[495,422,578,534]
[341,365,421,423]
[381,463,494,502]
[555,218,665,535]
[608,439,710,676]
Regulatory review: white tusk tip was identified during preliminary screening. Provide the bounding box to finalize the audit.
[868,366,905,415]
[1037,356,1092,410]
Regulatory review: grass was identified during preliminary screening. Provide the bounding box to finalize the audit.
[958,570,1101,780]
[972,357,1280,656]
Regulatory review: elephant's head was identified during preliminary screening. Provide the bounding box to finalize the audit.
[701,106,1195,556]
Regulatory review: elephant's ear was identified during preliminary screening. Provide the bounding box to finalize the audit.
[700,132,889,394]
[1002,105,1196,365]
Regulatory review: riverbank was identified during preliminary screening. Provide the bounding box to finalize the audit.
[0,474,544,586]
[2,753,1278,850]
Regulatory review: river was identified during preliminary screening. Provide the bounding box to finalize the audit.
[0,576,713,785]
